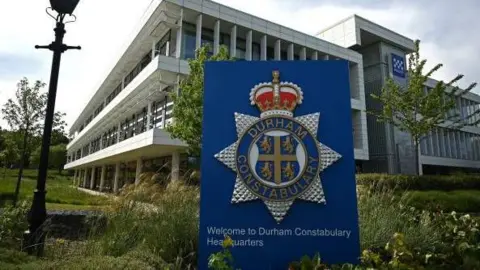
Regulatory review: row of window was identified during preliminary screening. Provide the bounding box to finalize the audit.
[77,20,327,135]
[425,86,480,128]
[68,95,174,163]
[420,127,480,161]
[182,22,303,61]
[77,30,176,134]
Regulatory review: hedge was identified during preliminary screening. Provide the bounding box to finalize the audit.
[406,190,480,213]
[357,173,480,191]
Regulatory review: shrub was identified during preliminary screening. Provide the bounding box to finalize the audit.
[95,180,199,268]
[407,190,480,213]
[288,212,480,269]
[357,173,480,191]
[357,187,443,251]
[0,200,29,249]
[0,247,35,268]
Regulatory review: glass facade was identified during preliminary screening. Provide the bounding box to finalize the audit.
[79,30,174,135]
[420,127,480,161]
[72,91,173,161]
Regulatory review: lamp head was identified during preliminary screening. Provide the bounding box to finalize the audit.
[49,0,80,15]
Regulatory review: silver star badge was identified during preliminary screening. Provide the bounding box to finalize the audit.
[214,70,342,223]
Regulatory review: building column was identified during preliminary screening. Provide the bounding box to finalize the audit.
[151,39,156,59]
[162,101,167,129]
[75,170,79,186]
[73,169,77,186]
[246,30,252,60]
[260,35,267,60]
[135,158,143,186]
[90,166,95,190]
[83,168,88,188]
[311,51,318,60]
[100,165,106,192]
[287,43,294,60]
[274,40,281,60]
[300,47,306,60]
[147,101,153,130]
[117,122,121,143]
[230,25,237,58]
[171,152,180,182]
[213,20,220,54]
[196,14,203,50]
[175,8,184,59]
[99,135,103,150]
[113,162,120,193]
[323,54,330,60]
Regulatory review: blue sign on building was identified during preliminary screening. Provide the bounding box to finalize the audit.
[199,61,360,269]
[392,53,406,78]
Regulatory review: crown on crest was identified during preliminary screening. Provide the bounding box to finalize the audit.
[249,70,303,118]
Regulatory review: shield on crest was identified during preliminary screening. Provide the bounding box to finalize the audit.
[251,132,304,186]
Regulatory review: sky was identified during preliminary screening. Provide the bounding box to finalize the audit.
[0,0,479,132]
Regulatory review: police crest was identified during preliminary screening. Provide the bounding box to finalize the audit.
[214,70,342,223]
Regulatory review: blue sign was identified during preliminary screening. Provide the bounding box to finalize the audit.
[199,61,360,270]
[392,53,405,78]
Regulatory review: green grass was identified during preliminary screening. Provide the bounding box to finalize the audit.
[0,169,109,208]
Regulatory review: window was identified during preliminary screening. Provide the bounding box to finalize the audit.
[140,52,152,70]
[425,131,432,156]
[267,46,275,60]
[220,33,230,50]
[155,30,172,57]
[236,38,246,59]
[438,128,445,157]
[182,26,196,59]
[450,131,456,158]
[420,135,427,155]
[252,42,260,60]
[432,129,439,157]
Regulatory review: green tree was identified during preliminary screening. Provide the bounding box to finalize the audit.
[0,133,20,179]
[1,77,67,206]
[166,45,232,156]
[369,40,479,175]
[31,144,67,174]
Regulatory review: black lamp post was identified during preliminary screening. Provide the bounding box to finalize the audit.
[24,0,81,256]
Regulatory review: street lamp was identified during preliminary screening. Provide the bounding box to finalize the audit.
[24,0,81,256]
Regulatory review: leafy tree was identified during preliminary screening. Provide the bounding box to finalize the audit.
[1,77,67,206]
[51,112,69,145]
[167,45,232,156]
[31,144,67,174]
[369,40,479,175]
[0,134,20,179]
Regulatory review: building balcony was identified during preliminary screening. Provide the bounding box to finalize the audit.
[67,54,180,151]
[65,128,186,170]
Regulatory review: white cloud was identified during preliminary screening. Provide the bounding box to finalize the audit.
[0,0,478,130]
[0,0,152,129]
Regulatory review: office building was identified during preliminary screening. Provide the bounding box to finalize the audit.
[65,0,480,193]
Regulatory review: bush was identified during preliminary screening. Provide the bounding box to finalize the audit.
[357,173,480,191]
[0,201,29,249]
[0,248,35,268]
[95,180,199,268]
[357,187,443,252]
[287,211,480,270]
[407,190,480,213]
